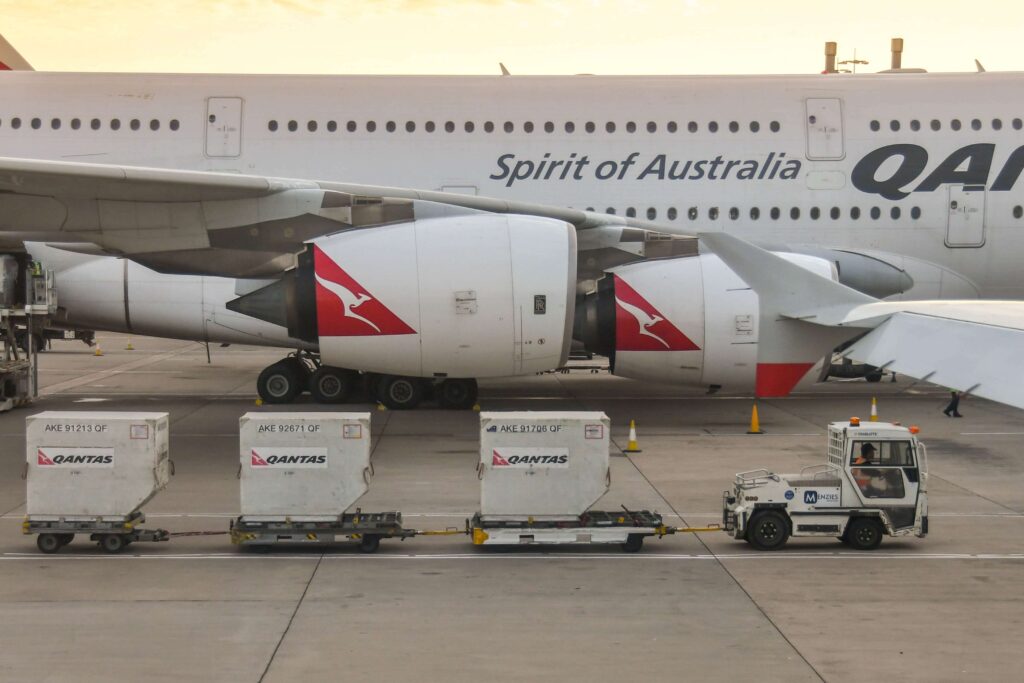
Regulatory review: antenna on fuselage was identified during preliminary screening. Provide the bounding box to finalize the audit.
[499,62,511,76]
[975,59,987,73]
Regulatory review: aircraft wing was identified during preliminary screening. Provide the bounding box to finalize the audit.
[0,156,691,278]
[700,232,1024,411]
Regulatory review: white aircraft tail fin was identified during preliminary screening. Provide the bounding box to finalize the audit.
[0,34,33,71]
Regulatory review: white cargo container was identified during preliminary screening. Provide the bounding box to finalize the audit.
[239,412,372,520]
[26,411,170,519]
[479,411,611,519]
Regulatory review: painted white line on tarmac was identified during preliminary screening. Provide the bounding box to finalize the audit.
[5,511,1022,520]
[0,552,1021,561]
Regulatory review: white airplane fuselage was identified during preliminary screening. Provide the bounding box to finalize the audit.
[0,70,1021,301]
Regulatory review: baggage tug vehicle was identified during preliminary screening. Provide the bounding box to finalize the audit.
[723,418,928,550]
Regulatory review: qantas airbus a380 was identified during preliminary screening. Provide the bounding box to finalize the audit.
[0,35,1022,410]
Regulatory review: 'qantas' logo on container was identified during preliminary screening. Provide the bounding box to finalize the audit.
[491,448,569,468]
[613,275,700,352]
[313,245,416,337]
[250,448,328,468]
[36,447,114,467]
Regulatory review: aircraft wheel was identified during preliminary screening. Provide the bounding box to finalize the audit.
[747,511,790,551]
[436,378,478,410]
[310,367,356,404]
[378,375,424,410]
[257,361,302,404]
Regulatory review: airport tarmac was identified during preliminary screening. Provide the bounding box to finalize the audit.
[1,334,1022,682]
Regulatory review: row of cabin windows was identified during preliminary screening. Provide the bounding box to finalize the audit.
[587,205,925,221]
[267,119,784,134]
[0,117,181,131]
[870,117,1024,132]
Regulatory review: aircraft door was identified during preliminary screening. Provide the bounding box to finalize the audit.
[945,185,986,247]
[205,97,243,158]
[805,98,845,160]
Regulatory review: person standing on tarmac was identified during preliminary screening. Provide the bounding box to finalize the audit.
[943,390,963,418]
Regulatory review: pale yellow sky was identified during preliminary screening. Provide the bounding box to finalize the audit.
[1,0,1019,75]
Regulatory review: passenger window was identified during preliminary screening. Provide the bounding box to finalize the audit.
[930,119,941,131]
[327,120,337,132]
[268,120,277,131]
[287,120,297,132]
[890,120,900,132]
[851,206,861,220]
[729,207,739,220]
[504,121,514,133]
[749,121,760,133]
[971,119,982,131]
[667,207,678,220]
[386,121,396,132]
[626,207,636,218]
[464,121,474,133]
[1015,206,1023,219]
[606,122,616,133]
[150,119,160,131]
[347,120,357,132]
[71,118,81,130]
[50,118,60,130]
[309,120,319,132]
[709,207,719,220]
[31,117,41,129]
[728,121,739,133]
[585,121,595,133]
[667,121,678,133]
[688,207,698,220]
[688,121,698,133]
[605,207,616,215]
[524,121,534,133]
[769,121,780,132]
[790,207,800,220]
[626,121,636,133]
[646,121,656,133]
[426,121,437,133]
[891,207,901,219]
[405,121,415,132]
[708,121,719,133]
[366,121,377,132]
[544,121,554,133]
[130,119,140,131]
[89,118,99,130]
[770,207,780,220]
[483,121,493,133]
[750,207,760,220]
[830,207,840,220]
[565,121,575,133]
[910,119,920,131]
[445,121,455,133]
[110,118,120,131]
[911,206,921,219]
[951,119,962,131]
[870,120,880,131]
[1014,118,1023,131]
[810,207,820,220]
[870,206,881,220]
[992,118,1002,131]
[646,207,657,220]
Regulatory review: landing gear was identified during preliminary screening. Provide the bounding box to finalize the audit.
[436,378,478,410]
[254,353,478,409]
[309,366,357,404]
[256,357,310,404]
[377,375,424,410]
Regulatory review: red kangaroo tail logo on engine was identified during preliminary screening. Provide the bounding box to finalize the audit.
[37,449,55,466]
[614,275,700,352]
[313,245,417,336]
[251,450,269,467]
[492,450,510,467]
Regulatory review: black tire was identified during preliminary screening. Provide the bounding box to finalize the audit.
[309,366,356,404]
[622,534,645,553]
[436,378,478,410]
[866,372,883,383]
[58,533,75,547]
[358,534,381,554]
[257,361,302,404]
[37,533,61,554]
[99,534,127,554]
[378,376,424,410]
[845,517,884,550]
[747,511,790,551]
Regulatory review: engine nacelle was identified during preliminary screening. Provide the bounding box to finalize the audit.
[576,252,835,391]
[288,214,576,378]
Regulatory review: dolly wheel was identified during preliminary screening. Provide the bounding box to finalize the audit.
[37,533,61,554]
[58,533,75,547]
[622,534,644,553]
[358,534,381,554]
[99,534,127,554]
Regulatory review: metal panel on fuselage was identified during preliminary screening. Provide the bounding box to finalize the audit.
[0,72,1022,296]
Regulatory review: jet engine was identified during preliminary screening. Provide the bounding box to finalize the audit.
[231,214,577,379]
[575,252,836,392]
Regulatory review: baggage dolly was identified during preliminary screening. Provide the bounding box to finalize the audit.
[230,510,415,553]
[469,509,716,552]
[23,511,170,554]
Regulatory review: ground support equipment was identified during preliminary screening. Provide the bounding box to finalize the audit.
[230,510,414,553]
[23,511,170,554]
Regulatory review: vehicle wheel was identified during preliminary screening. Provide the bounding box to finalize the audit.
[58,533,75,547]
[866,372,883,383]
[99,534,127,554]
[747,511,790,551]
[621,534,644,553]
[436,378,478,410]
[310,366,356,404]
[845,517,884,550]
[37,533,61,554]
[378,376,424,410]
[358,534,381,554]
[257,362,302,404]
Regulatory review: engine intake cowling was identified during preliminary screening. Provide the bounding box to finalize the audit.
[250,214,577,378]
[576,252,835,391]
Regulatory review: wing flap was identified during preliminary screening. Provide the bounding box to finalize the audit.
[846,311,1024,409]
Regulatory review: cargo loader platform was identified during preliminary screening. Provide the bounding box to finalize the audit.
[24,511,170,554]
[471,510,679,552]
[230,510,415,553]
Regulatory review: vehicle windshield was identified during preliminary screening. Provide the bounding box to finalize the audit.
[850,440,914,467]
